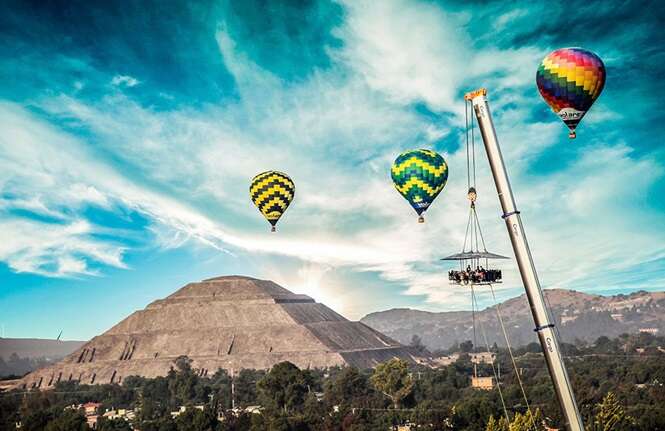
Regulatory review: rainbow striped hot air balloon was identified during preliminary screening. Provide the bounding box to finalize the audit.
[391,149,448,223]
[250,171,295,232]
[536,48,605,139]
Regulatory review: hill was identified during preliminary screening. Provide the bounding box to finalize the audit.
[0,338,85,377]
[360,289,665,351]
[0,338,85,360]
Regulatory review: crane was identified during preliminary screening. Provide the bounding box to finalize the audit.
[465,88,585,431]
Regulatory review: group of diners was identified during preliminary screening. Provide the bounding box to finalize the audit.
[448,265,502,284]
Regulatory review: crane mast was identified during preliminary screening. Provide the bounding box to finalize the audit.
[466,88,585,431]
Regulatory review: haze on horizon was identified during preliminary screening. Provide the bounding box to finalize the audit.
[1,0,664,341]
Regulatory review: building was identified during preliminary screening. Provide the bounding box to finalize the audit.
[431,355,457,367]
[469,352,495,364]
[15,276,419,390]
[171,405,205,418]
[102,408,135,421]
[81,402,102,429]
[471,376,494,390]
[83,402,102,416]
[431,352,495,368]
[223,405,262,420]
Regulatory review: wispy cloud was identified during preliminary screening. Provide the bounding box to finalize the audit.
[0,218,125,277]
[111,74,140,87]
[0,0,663,318]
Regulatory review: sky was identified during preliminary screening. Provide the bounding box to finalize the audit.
[1,0,664,341]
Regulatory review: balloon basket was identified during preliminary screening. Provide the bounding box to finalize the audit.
[568,131,576,139]
[418,216,425,223]
[271,226,276,232]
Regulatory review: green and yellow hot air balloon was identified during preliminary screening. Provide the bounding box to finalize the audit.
[391,149,448,223]
[250,171,295,232]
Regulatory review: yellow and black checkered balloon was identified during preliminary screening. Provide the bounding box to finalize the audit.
[250,171,295,231]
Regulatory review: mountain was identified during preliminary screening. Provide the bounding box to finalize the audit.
[14,276,417,390]
[0,338,85,360]
[360,289,665,351]
[0,338,85,377]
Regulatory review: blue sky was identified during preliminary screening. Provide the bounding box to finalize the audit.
[1,0,664,340]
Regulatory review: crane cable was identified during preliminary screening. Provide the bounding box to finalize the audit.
[463,101,484,256]
[462,206,474,253]
[465,100,471,191]
[470,284,477,363]
[471,99,477,189]
[488,284,537,430]
[472,286,510,424]
[464,101,487,258]
[465,98,537,430]
[466,100,509,424]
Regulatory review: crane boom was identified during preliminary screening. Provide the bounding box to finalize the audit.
[466,88,585,431]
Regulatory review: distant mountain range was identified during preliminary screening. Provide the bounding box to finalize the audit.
[0,338,85,377]
[360,289,665,351]
[5,288,665,379]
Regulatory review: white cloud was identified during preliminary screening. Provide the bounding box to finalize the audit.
[0,0,663,317]
[0,218,125,276]
[333,0,468,110]
[493,8,529,31]
[111,74,140,87]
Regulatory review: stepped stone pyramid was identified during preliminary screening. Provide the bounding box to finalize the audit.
[18,276,417,389]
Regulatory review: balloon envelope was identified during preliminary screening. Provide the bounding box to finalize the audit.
[536,48,605,138]
[391,149,448,219]
[250,171,295,230]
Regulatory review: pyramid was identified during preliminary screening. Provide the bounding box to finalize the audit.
[17,276,417,389]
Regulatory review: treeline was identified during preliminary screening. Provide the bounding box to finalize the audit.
[1,333,664,430]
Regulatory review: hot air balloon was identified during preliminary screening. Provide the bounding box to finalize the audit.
[250,171,295,232]
[391,149,448,223]
[536,47,605,139]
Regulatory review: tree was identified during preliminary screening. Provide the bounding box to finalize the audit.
[140,417,177,431]
[302,392,325,429]
[257,362,310,415]
[174,407,218,431]
[411,399,452,429]
[410,335,429,355]
[209,369,233,411]
[265,415,290,431]
[44,409,88,431]
[168,356,200,408]
[460,340,474,353]
[22,410,53,431]
[508,409,542,431]
[324,366,371,410]
[20,391,56,431]
[174,355,193,372]
[217,410,252,431]
[97,417,132,431]
[524,342,541,354]
[486,415,508,431]
[370,358,414,409]
[593,392,633,431]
